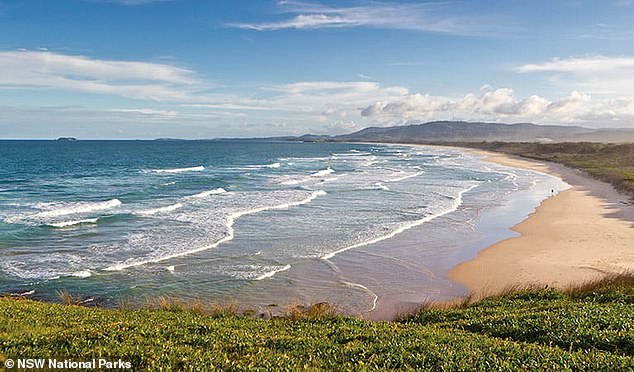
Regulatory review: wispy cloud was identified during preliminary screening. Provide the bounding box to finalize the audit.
[516,56,634,73]
[516,55,634,96]
[228,1,505,36]
[0,50,203,101]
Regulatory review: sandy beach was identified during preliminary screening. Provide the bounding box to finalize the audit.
[450,149,634,299]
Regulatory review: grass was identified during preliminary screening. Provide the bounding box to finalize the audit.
[435,142,634,198]
[1,275,633,370]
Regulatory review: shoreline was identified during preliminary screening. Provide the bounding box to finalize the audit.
[449,148,634,299]
[5,143,633,321]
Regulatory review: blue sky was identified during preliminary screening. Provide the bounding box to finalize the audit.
[1,0,634,139]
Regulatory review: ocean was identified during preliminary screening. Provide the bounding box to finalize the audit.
[0,140,568,316]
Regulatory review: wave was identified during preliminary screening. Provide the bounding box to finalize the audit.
[35,199,122,218]
[246,162,281,169]
[280,179,302,186]
[312,168,335,177]
[104,190,327,271]
[278,156,329,161]
[362,160,379,167]
[135,203,183,216]
[71,270,92,278]
[332,152,371,157]
[342,281,379,312]
[48,218,99,228]
[186,188,227,199]
[147,166,205,174]
[9,290,35,297]
[279,168,335,186]
[321,183,479,260]
[374,183,390,191]
[384,171,424,183]
[255,264,292,280]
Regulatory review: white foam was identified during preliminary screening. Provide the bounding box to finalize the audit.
[332,152,371,157]
[186,188,227,199]
[384,171,424,183]
[35,199,121,218]
[104,190,327,271]
[71,270,92,278]
[280,179,302,186]
[259,162,281,168]
[255,264,291,280]
[374,183,390,191]
[321,183,479,260]
[240,162,282,170]
[312,168,335,177]
[48,218,99,228]
[280,168,336,185]
[343,281,379,312]
[135,203,183,216]
[278,156,329,161]
[148,166,205,174]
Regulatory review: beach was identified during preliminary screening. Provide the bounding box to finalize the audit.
[450,149,634,299]
[3,141,632,321]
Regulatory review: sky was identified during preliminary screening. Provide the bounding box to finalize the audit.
[1,0,634,139]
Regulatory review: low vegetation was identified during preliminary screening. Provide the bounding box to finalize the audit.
[439,142,634,197]
[1,275,632,370]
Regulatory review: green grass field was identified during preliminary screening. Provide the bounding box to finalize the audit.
[1,276,632,370]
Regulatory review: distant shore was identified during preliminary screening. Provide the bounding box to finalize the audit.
[449,149,634,299]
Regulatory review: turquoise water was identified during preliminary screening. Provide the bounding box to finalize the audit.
[0,140,567,313]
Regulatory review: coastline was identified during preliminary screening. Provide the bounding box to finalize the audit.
[449,148,634,299]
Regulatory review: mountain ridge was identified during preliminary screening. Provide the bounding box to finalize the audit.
[296,121,634,143]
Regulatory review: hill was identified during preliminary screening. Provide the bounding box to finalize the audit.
[328,121,634,143]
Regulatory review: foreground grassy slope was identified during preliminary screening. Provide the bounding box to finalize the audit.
[1,278,633,370]
[440,142,634,197]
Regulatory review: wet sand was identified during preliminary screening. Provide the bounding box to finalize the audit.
[450,149,634,300]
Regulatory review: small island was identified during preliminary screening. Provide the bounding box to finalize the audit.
[56,137,77,141]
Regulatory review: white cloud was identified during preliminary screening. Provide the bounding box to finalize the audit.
[516,55,634,96]
[266,81,409,124]
[108,108,179,119]
[229,1,504,36]
[0,50,202,101]
[516,56,634,73]
[3,50,633,137]
[360,86,634,126]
